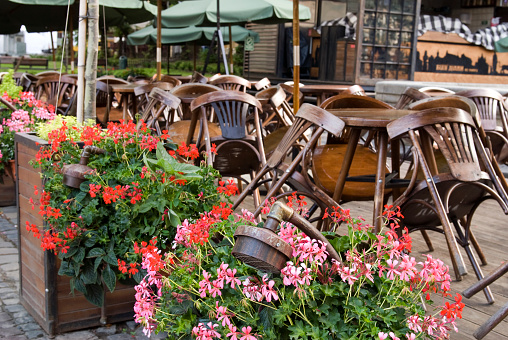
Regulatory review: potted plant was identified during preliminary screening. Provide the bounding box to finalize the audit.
[19,119,236,335]
[133,200,465,339]
[0,84,55,205]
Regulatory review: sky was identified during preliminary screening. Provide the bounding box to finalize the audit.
[22,27,56,54]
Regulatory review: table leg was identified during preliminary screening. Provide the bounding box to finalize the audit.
[374,132,388,233]
[390,138,401,200]
[122,95,128,121]
[332,128,361,203]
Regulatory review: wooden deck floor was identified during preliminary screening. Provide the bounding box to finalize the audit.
[237,196,508,339]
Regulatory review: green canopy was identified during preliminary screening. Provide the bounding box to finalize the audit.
[495,36,508,53]
[160,0,311,27]
[1,0,157,33]
[127,25,260,45]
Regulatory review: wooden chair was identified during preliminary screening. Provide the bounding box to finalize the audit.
[209,75,251,92]
[153,75,182,88]
[136,88,181,137]
[343,85,366,96]
[419,86,455,94]
[34,75,78,116]
[313,94,394,202]
[35,71,64,77]
[254,77,271,91]
[167,83,222,146]
[190,71,208,84]
[97,76,129,85]
[407,95,506,262]
[95,81,126,126]
[279,83,304,108]
[387,107,508,297]
[190,91,266,209]
[232,103,345,229]
[133,82,174,120]
[463,261,508,339]
[19,73,39,92]
[255,85,300,156]
[395,87,430,109]
[455,89,508,165]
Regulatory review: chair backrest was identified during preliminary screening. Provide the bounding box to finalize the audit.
[170,83,222,120]
[154,75,182,87]
[388,107,485,181]
[455,89,507,133]
[191,71,208,84]
[343,85,366,96]
[419,86,455,94]
[255,85,294,127]
[254,77,271,91]
[35,71,64,77]
[20,73,39,92]
[395,87,430,109]
[34,75,78,115]
[97,76,129,85]
[134,82,173,115]
[191,90,262,139]
[209,75,251,92]
[95,80,112,109]
[137,88,181,136]
[320,93,393,110]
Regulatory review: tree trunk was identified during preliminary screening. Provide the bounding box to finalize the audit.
[84,0,99,121]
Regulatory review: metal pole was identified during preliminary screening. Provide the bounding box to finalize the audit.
[156,0,162,81]
[293,0,300,110]
[228,24,233,74]
[76,0,87,123]
[215,0,229,75]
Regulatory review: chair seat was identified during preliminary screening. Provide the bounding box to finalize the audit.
[263,126,291,156]
[166,120,221,146]
[312,144,391,201]
[400,173,491,228]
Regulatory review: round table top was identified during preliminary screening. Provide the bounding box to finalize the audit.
[327,108,415,128]
[109,83,140,93]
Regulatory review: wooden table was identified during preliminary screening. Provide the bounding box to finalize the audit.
[326,108,414,232]
[298,84,350,106]
[110,83,140,120]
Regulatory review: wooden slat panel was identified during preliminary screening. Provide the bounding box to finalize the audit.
[244,24,278,76]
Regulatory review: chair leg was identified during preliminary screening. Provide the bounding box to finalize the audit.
[473,303,508,340]
[469,229,488,266]
[452,219,494,304]
[420,230,434,252]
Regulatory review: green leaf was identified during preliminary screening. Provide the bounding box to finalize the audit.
[104,249,117,267]
[58,245,79,259]
[102,264,116,293]
[81,263,98,284]
[73,247,86,264]
[58,260,75,277]
[94,256,103,271]
[87,248,106,258]
[79,181,91,192]
[168,209,181,228]
[74,277,86,294]
[289,320,309,340]
[259,306,274,332]
[84,284,104,307]
[84,231,98,247]
[75,191,87,203]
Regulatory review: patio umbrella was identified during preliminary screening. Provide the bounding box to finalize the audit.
[160,0,310,107]
[1,0,157,33]
[127,25,260,45]
[159,0,310,27]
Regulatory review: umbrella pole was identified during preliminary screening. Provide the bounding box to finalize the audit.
[193,43,197,71]
[50,31,56,71]
[84,0,99,122]
[293,0,300,110]
[228,24,233,74]
[216,0,229,75]
[167,46,170,75]
[69,5,75,73]
[156,0,162,81]
[76,0,87,123]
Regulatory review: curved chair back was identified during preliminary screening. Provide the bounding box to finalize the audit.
[394,87,430,109]
[34,75,78,115]
[209,75,251,92]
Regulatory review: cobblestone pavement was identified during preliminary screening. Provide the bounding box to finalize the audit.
[0,206,167,340]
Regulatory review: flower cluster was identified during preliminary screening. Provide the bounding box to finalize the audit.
[26,119,236,306]
[133,201,463,339]
[0,89,55,180]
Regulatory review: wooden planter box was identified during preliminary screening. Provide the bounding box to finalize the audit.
[15,132,136,336]
[0,173,16,206]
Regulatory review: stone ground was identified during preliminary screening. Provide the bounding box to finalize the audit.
[0,205,168,340]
